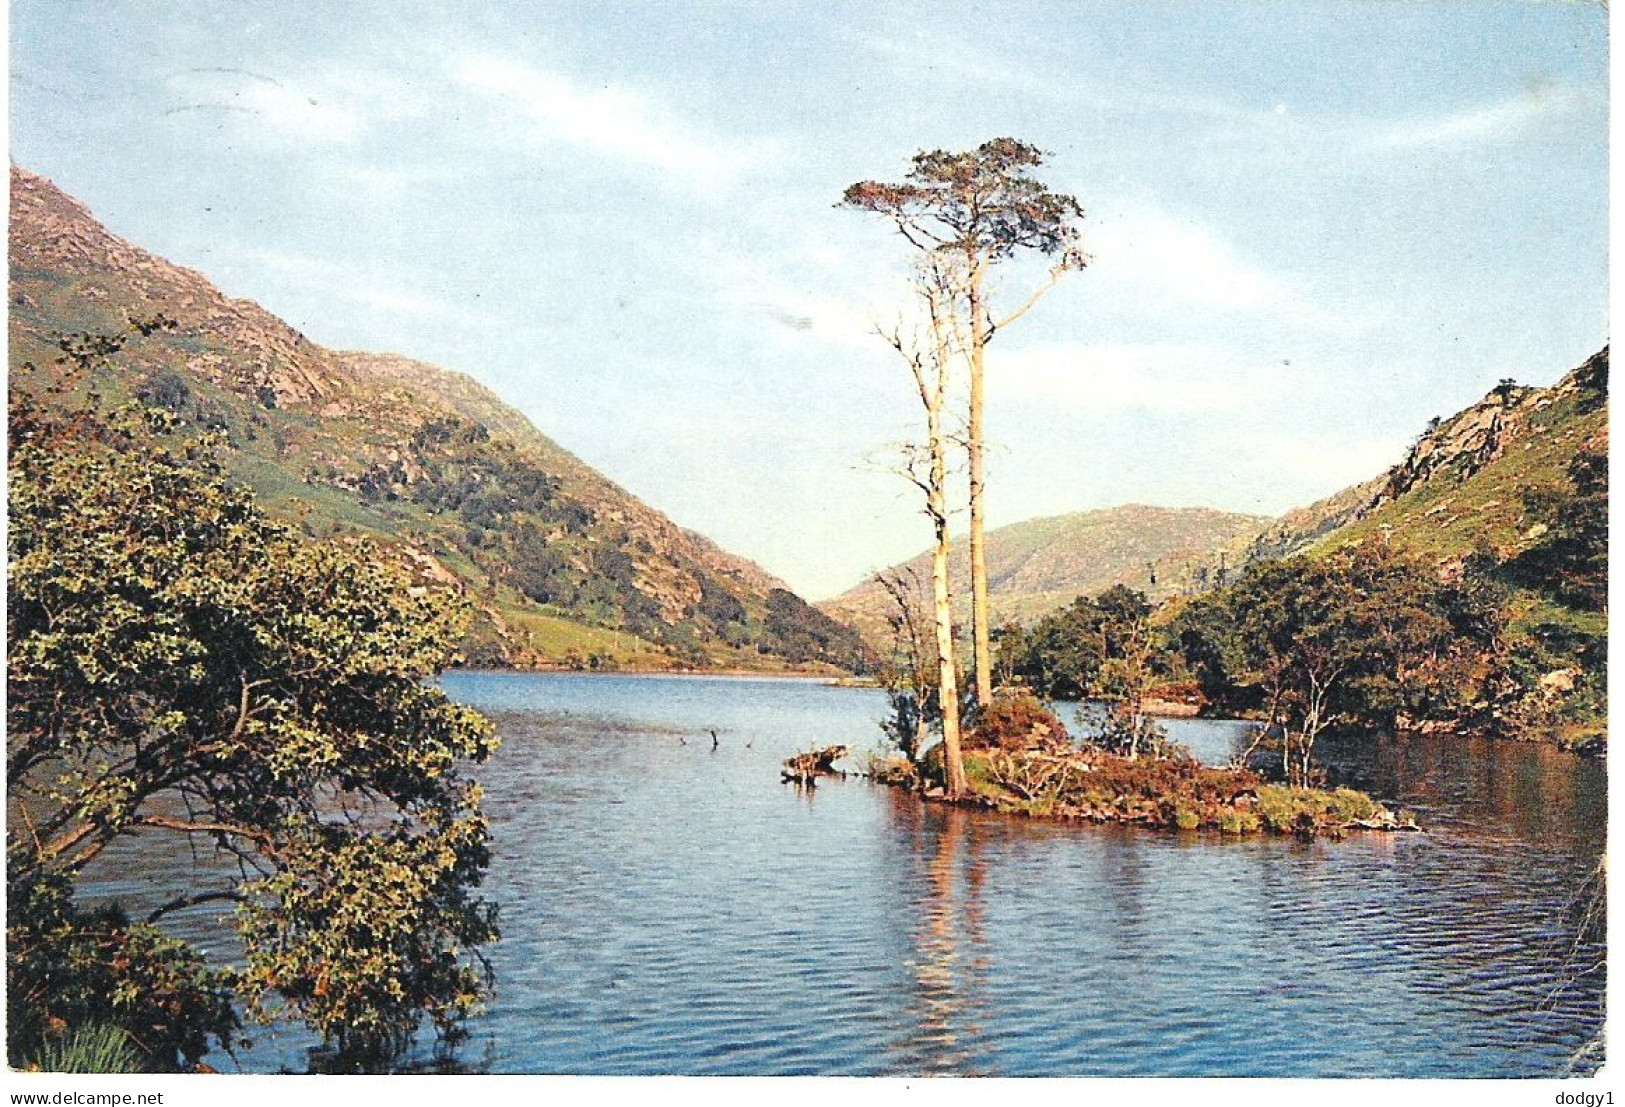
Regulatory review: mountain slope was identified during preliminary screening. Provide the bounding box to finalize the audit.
[1220,349,1607,745]
[1235,350,1608,570]
[1308,353,1607,564]
[821,504,1270,642]
[824,344,1606,663]
[9,167,869,673]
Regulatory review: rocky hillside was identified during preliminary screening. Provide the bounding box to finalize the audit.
[1132,350,1608,603]
[821,504,1270,643]
[1253,349,1607,566]
[825,345,1606,665]
[9,167,870,673]
[1236,349,1606,745]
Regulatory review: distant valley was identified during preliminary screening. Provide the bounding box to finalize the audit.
[8,168,870,674]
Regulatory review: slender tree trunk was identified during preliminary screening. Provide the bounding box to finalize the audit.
[926,300,968,799]
[967,261,994,709]
[930,499,967,797]
[1277,678,1292,782]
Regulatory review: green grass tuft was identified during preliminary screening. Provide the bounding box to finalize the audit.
[31,1024,142,1073]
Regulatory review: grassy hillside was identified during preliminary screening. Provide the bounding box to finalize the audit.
[1320,353,1607,742]
[1312,356,1607,562]
[822,504,1270,644]
[1188,349,1607,746]
[9,167,870,674]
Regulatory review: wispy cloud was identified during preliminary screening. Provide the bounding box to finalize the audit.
[164,69,353,143]
[1369,86,1590,149]
[840,25,1059,100]
[309,162,471,206]
[1247,432,1405,491]
[1089,207,1288,312]
[163,64,434,145]
[234,247,494,328]
[447,55,759,191]
[995,341,1288,413]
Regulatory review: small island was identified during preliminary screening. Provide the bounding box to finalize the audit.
[791,693,1419,839]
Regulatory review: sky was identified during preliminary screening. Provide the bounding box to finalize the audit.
[9,1,1610,600]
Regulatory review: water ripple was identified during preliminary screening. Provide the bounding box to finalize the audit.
[82,673,1604,1076]
[437,675,1606,1076]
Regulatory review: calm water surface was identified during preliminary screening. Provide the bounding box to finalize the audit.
[100,672,1606,1076]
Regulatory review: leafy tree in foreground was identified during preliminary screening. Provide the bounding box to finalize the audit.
[843,137,1087,710]
[7,400,499,1070]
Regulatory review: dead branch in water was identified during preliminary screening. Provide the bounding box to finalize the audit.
[782,744,850,785]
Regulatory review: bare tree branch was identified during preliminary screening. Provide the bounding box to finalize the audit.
[145,889,247,926]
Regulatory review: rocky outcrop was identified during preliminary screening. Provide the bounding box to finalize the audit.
[10,168,343,406]
[9,166,871,673]
[1243,347,1608,566]
[1376,396,1517,507]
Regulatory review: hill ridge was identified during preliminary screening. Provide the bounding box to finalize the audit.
[9,166,862,672]
[1248,348,1607,565]
[821,503,1272,641]
[823,346,1606,652]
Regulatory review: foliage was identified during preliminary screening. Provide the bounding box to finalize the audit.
[234,813,496,1060]
[1001,585,1175,701]
[964,692,1068,754]
[1505,444,1607,612]
[954,744,1398,838]
[1004,531,1595,768]
[894,683,1400,838]
[763,588,873,671]
[1092,586,1166,758]
[8,870,238,1071]
[1227,543,1501,780]
[1004,595,1107,699]
[1254,786,1384,836]
[8,399,499,1069]
[1165,591,1245,706]
[1210,348,1606,743]
[1491,612,1607,748]
[999,584,1183,759]
[1159,541,1507,780]
[134,367,193,414]
[30,1023,142,1075]
[840,138,1086,267]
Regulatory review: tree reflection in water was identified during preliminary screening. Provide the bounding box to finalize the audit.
[888,793,993,1075]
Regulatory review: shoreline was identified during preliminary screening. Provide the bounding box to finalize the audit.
[446,665,858,683]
